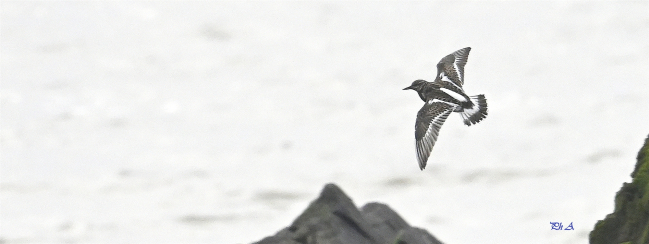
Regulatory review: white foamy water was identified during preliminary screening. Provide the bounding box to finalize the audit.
[1,2,648,243]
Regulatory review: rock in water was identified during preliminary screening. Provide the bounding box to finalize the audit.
[590,134,649,244]
[255,183,443,244]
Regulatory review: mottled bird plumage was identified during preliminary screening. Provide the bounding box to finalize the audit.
[403,47,488,170]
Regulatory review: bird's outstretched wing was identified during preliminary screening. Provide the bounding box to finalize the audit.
[435,47,471,87]
[415,99,456,170]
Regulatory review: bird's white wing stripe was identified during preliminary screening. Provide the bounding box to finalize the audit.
[453,62,462,82]
[416,105,453,167]
[440,88,467,102]
[429,98,459,107]
[449,80,462,90]
[441,73,452,82]
[440,72,463,90]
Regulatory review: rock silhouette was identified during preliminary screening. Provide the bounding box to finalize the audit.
[590,134,649,244]
[255,183,443,244]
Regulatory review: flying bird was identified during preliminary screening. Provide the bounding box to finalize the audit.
[403,47,488,170]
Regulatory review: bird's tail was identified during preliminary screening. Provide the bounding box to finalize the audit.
[460,94,488,126]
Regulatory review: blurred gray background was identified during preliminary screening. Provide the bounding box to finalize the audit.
[1,1,648,243]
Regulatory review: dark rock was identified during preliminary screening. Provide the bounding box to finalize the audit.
[395,227,443,244]
[360,202,410,240]
[254,183,443,244]
[590,134,649,244]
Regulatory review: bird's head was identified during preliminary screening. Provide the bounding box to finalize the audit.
[403,79,427,91]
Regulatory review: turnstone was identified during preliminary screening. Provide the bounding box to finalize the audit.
[403,47,488,170]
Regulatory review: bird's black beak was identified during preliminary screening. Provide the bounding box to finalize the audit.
[403,86,412,90]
